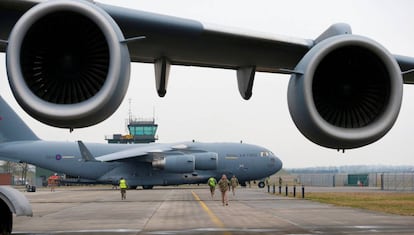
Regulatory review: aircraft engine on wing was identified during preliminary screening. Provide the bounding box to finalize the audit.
[6,0,130,128]
[152,152,218,173]
[288,35,403,149]
[152,155,195,173]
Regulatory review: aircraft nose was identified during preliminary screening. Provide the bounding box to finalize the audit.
[272,155,283,173]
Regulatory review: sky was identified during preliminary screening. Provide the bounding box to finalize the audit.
[1,0,414,168]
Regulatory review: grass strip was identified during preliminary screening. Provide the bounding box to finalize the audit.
[304,192,414,216]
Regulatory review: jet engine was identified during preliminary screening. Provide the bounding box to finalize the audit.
[288,35,403,149]
[152,155,195,173]
[6,0,130,128]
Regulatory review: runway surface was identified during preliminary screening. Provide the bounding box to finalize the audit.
[12,186,414,235]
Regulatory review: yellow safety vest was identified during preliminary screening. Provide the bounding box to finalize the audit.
[208,177,216,187]
[119,179,127,189]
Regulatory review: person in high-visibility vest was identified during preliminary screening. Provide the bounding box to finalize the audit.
[119,177,128,200]
[207,176,217,199]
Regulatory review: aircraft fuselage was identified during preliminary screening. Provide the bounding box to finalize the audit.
[0,141,282,188]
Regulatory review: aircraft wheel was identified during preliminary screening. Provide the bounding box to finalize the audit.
[142,185,154,190]
[258,181,265,188]
[128,185,137,190]
[0,200,12,235]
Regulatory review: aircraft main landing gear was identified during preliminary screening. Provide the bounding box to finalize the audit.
[142,185,154,190]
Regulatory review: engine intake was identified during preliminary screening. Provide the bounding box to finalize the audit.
[288,35,403,149]
[6,0,130,128]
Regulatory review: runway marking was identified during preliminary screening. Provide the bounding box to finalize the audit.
[191,191,231,235]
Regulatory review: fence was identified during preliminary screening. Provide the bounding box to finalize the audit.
[382,173,414,191]
[278,173,414,191]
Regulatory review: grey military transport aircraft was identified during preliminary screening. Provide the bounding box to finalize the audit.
[1,0,414,151]
[0,96,283,189]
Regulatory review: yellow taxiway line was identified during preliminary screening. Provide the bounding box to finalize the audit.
[191,191,231,235]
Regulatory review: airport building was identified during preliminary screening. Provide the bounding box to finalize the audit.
[105,118,158,144]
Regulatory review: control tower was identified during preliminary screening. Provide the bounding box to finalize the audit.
[105,99,158,144]
[105,118,158,144]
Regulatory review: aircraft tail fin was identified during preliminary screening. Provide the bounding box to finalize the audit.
[0,96,39,142]
[77,141,98,162]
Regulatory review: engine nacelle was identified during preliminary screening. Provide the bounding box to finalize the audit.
[194,152,218,170]
[288,35,403,149]
[152,155,195,173]
[6,0,130,128]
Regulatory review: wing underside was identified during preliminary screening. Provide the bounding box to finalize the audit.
[1,0,414,81]
[1,0,414,150]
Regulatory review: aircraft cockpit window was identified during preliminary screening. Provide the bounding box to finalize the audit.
[260,151,272,157]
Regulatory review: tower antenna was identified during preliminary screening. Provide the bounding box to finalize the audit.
[128,98,132,123]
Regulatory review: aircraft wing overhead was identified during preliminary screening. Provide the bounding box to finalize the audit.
[2,1,414,75]
[0,0,312,72]
[99,3,312,73]
[2,0,414,150]
[95,143,188,162]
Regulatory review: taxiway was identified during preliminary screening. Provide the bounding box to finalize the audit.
[12,186,414,234]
